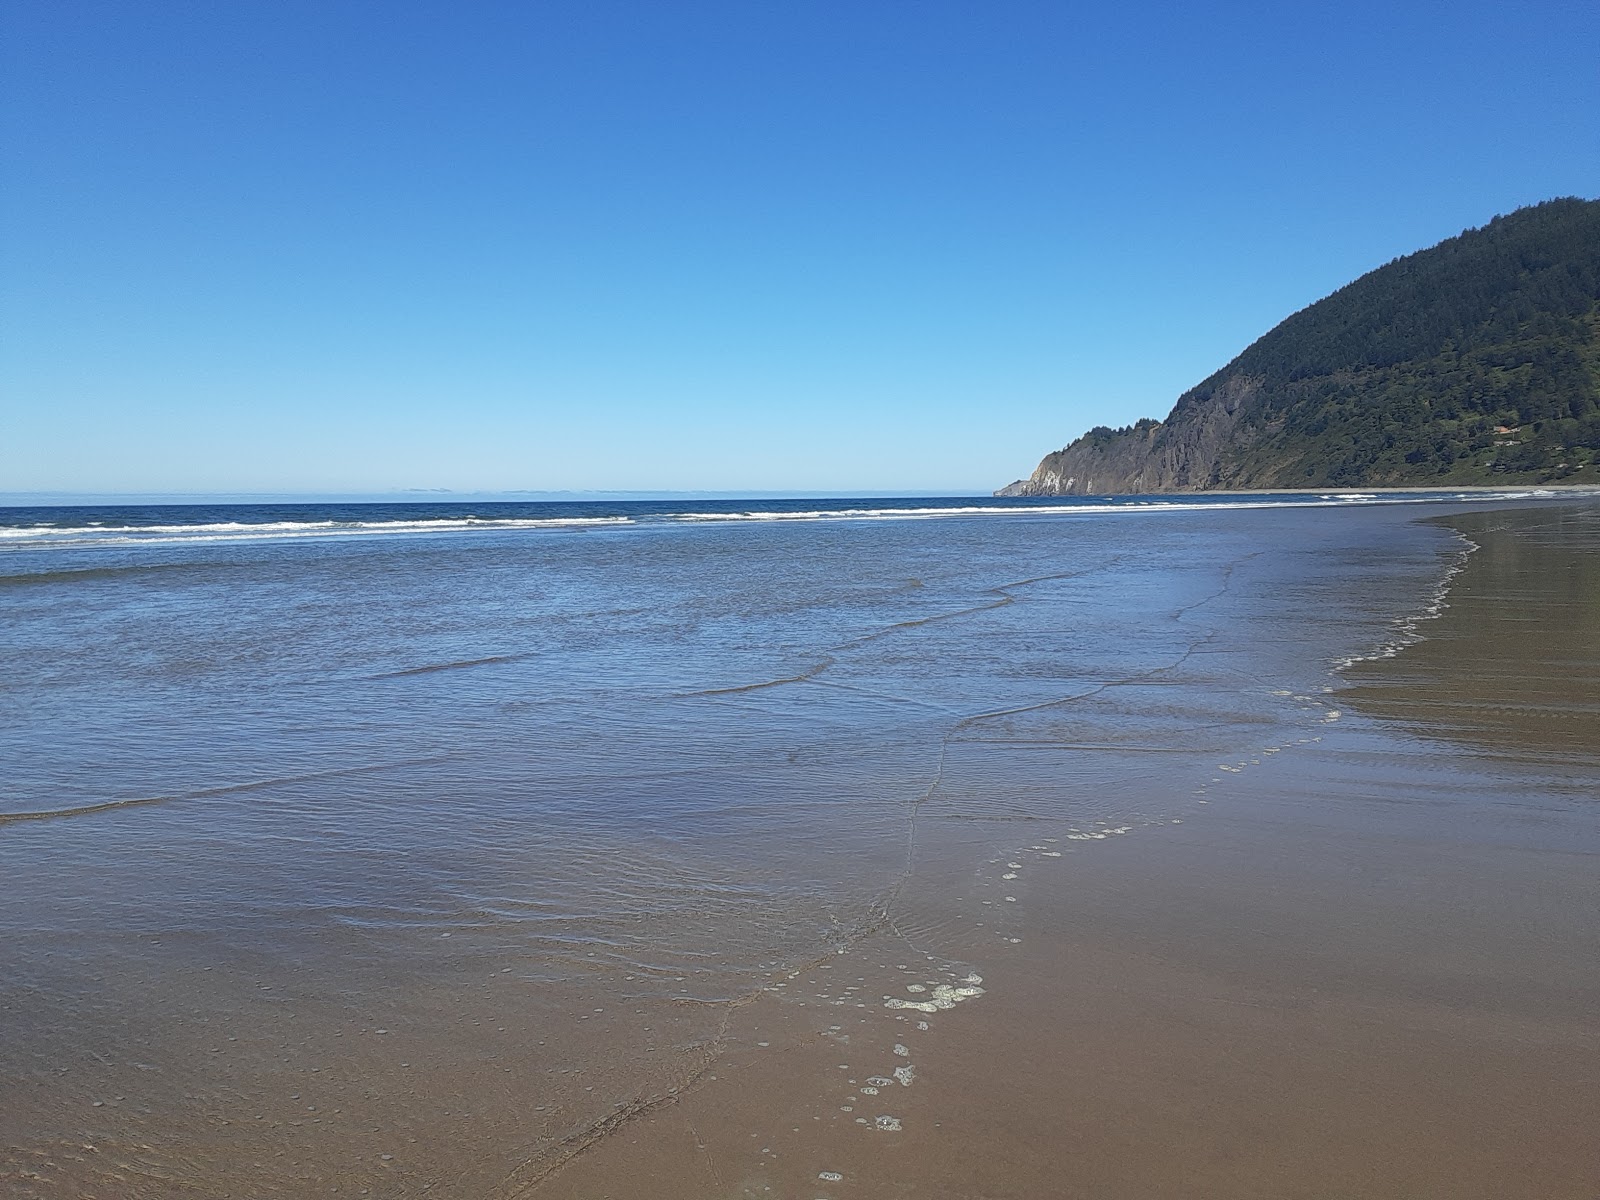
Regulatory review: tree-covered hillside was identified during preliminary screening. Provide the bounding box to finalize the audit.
[1003,198,1600,494]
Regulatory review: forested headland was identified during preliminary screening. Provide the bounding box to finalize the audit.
[1000,198,1600,494]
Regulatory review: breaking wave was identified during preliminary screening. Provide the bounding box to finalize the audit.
[0,490,1562,550]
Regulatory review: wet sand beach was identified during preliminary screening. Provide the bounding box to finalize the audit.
[546,506,1600,1199]
[1,498,1595,1198]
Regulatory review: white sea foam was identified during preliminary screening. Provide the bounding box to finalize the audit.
[3,489,1564,551]
[1062,823,1134,840]
[1331,528,1480,673]
[663,491,1555,526]
[0,516,633,549]
[884,974,985,1014]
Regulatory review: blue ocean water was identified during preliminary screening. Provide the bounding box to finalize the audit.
[0,491,1563,1196]
[0,488,1557,551]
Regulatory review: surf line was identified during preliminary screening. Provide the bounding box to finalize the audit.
[487,978,768,1198]
[670,559,1132,702]
[367,654,528,680]
[0,755,453,828]
[491,556,1163,1190]
[1332,526,1480,674]
[670,655,836,699]
[876,548,1257,920]
[488,898,910,1197]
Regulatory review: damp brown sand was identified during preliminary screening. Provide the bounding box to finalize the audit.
[4,503,1594,1199]
[541,506,1600,1199]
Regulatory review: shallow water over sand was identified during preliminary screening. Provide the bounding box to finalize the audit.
[1,498,1587,1197]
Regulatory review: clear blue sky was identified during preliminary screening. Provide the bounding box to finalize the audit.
[3,0,1596,497]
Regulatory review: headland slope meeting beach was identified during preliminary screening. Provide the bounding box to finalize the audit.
[1000,198,1600,496]
[1,493,1595,1198]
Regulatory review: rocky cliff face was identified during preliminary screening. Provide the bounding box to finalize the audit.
[997,376,1264,496]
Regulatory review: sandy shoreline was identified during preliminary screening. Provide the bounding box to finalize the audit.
[543,503,1600,1199]
[4,499,1595,1199]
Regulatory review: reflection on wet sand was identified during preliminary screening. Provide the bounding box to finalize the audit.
[548,505,1600,1199]
[4,501,1596,1198]
[1346,506,1600,769]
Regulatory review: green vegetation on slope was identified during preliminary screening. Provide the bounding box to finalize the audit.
[1027,199,1600,491]
[1187,197,1600,484]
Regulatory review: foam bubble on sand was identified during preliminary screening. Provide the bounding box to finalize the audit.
[893,1044,909,1057]
[874,1115,902,1132]
[885,972,984,1013]
[1002,873,1018,880]
[860,1086,879,1095]
[819,1172,843,1182]
[866,1076,894,1086]
[1064,823,1134,839]
[893,1065,916,1086]
[905,984,926,993]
